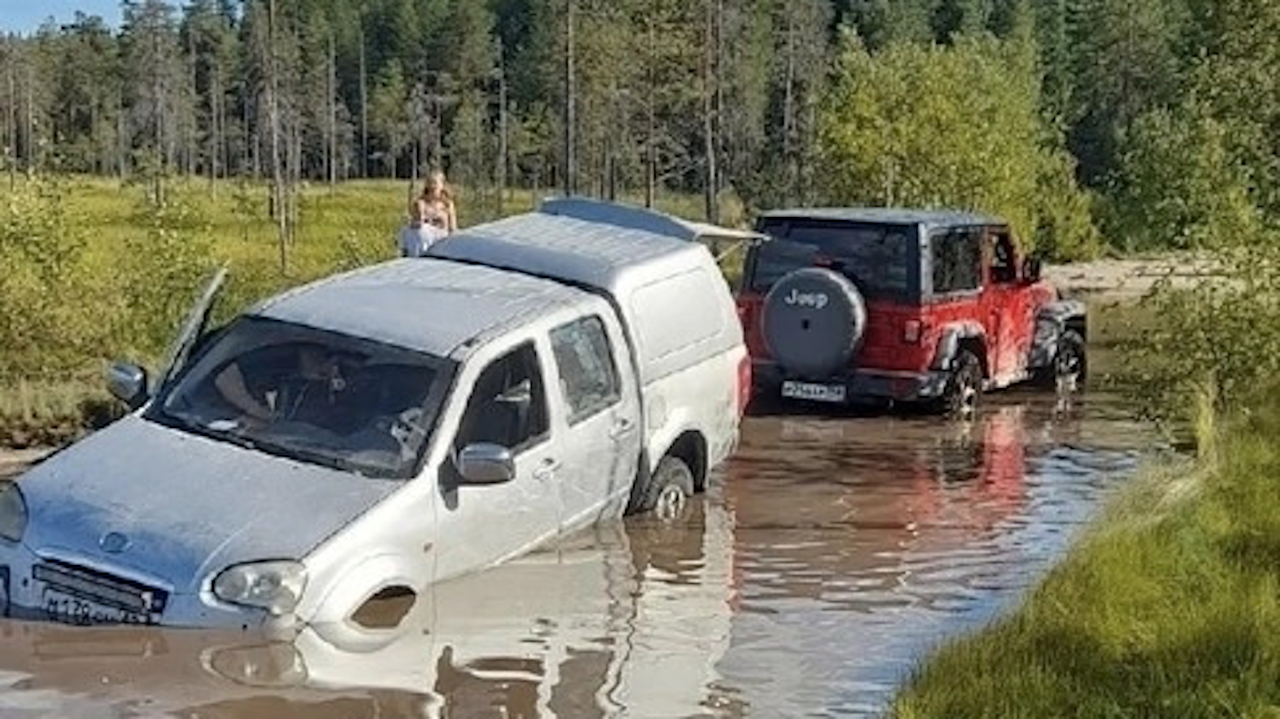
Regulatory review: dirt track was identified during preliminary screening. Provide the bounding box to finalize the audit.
[1046,256,1216,301]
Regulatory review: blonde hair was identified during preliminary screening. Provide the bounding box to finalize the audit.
[422,171,453,203]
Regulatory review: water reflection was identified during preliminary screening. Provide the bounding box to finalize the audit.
[0,393,1153,718]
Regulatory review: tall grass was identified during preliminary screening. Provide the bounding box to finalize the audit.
[0,175,732,444]
[893,390,1280,718]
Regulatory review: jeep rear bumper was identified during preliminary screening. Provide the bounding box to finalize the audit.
[753,362,950,405]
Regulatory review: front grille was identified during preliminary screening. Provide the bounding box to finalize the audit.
[33,561,168,615]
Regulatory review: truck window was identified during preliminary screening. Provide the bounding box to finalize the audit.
[454,342,549,455]
[931,228,983,295]
[752,220,914,299]
[990,231,1017,284]
[550,316,621,425]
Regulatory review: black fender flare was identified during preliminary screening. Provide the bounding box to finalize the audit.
[930,321,988,374]
[1030,300,1088,370]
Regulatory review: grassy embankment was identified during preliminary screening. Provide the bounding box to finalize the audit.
[893,385,1280,716]
[0,176,725,446]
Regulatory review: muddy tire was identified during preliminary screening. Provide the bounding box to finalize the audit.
[938,350,982,418]
[635,455,695,523]
[1050,330,1087,392]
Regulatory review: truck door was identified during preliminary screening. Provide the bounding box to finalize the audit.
[432,339,562,581]
[547,308,643,533]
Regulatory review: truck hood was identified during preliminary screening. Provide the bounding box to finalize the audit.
[15,415,401,594]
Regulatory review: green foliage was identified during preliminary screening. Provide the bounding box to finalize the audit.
[1104,104,1261,252]
[894,386,1280,718]
[817,32,1098,259]
[1121,244,1280,425]
[0,175,98,379]
[118,192,217,361]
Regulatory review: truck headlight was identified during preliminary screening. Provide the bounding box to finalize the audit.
[0,484,28,543]
[213,561,307,616]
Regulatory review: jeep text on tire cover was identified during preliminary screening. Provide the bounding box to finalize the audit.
[735,208,1086,412]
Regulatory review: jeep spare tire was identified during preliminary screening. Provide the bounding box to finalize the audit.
[762,268,868,377]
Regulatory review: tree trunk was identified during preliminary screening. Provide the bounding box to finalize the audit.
[328,33,337,189]
[564,0,577,196]
[645,17,656,209]
[703,0,719,224]
[268,0,286,273]
[359,28,368,179]
[782,9,797,205]
[498,47,508,214]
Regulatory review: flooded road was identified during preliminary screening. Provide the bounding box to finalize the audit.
[0,391,1155,718]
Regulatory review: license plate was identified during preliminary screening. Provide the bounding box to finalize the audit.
[42,589,151,626]
[781,381,847,403]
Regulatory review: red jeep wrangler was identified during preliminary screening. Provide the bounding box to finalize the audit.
[736,209,1086,414]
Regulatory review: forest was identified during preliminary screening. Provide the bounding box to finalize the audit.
[5,0,1280,443]
[0,0,1276,258]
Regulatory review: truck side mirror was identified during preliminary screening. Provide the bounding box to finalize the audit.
[106,361,150,410]
[456,443,516,485]
[1022,257,1043,284]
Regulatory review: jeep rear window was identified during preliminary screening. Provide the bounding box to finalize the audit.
[749,220,916,299]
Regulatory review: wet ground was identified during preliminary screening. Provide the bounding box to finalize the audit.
[0,390,1156,718]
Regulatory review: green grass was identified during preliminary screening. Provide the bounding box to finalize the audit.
[0,175,732,443]
[893,392,1280,718]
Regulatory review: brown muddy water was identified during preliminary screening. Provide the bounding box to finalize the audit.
[0,391,1156,718]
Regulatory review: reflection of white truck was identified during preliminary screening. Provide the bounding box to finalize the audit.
[0,197,751,633]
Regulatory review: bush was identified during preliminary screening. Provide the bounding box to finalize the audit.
[0,174,110,380]
[1122,243,1280,425]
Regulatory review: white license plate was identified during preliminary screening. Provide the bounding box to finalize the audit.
[781,381,847,403]
[42,589,151,626]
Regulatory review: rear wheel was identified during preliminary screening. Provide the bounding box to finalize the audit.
[939,350,982,418]
[636,455,695,523]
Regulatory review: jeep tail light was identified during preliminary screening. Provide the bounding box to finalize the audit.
[903,320,923,344]
[736,354,752,417]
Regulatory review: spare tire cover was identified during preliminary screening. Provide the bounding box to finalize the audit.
[762,268,868,377]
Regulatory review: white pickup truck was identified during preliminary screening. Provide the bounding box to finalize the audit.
[0,198,753,637]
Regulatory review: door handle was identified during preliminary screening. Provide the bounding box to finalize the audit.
[609,417,637,440]
[533,458,559,482]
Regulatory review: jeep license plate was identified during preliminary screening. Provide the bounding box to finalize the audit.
[781,381,847,403]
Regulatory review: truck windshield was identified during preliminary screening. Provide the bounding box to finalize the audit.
[149,317,453,479]
[752,220,916,299]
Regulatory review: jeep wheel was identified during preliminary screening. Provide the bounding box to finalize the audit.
[1051,330,1087,392]
[939,350,982,418]
[637,455,695,522]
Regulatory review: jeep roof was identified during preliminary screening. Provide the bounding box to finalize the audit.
[254,259,587,359]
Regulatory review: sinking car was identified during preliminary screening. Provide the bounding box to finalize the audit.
[0,198,748,632]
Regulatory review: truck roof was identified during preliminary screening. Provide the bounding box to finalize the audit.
[429,198,754,296]
[759,207,1004,231]
[252,258,585,358]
